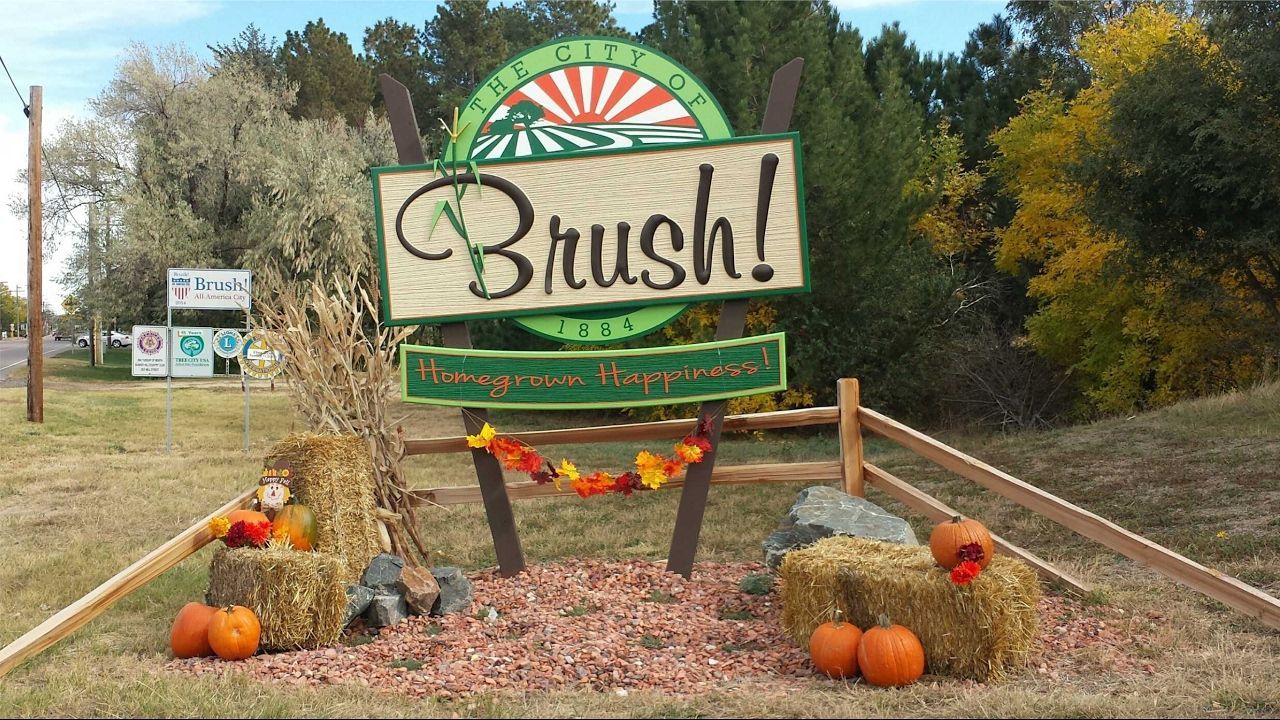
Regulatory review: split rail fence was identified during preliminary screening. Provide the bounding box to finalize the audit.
[2,378,1277,679]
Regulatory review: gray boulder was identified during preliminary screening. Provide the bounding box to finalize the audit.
[763,486,917,569]
[430,566,474,615]
[365,593,409,628]
[361,553,405,594]
[343,584,376,627]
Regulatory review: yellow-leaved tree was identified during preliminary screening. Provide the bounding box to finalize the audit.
[990,5,1263,413]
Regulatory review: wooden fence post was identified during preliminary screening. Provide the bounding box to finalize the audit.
[837,378,864,497]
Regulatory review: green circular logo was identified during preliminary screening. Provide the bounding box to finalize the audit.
[453,36,732,344]
[180,335,205,357]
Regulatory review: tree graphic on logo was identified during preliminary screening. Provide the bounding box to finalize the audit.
[487,100,545,134]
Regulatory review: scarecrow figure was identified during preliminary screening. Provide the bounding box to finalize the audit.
[256,459,293,513]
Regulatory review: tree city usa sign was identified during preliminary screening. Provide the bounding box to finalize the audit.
[374,36,808,409]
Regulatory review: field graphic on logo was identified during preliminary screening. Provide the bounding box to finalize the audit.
[470,67,706,161]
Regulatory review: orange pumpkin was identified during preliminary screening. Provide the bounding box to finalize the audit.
[272,503,318,551]
[808,609,863,679]
[929,515,994,570]
[857,614,925,687]
[227,509,270,529]
[169,602,219,658]
[207,605,261,661]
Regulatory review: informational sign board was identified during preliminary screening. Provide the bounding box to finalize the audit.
[401,333,786,409]
[241,330,285,380]
[167,268,252,311]
[170,327,214,378]
[130,325,168,377]
[373,134,807,326]
[212,328,245,359]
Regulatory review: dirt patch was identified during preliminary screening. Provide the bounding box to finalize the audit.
[167,559,1165,699]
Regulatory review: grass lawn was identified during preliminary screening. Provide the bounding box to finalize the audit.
[0,380,1276,717]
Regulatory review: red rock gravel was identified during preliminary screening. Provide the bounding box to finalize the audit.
[167,559,1159,698]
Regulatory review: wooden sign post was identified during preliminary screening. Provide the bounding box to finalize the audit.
[375,38,805,578]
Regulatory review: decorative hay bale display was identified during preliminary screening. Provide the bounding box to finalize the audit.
[263,433,382,582]
[780,535,1040,682]
[207,546,347,651]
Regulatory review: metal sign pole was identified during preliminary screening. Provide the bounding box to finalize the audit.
[243,314,250,454]
[165,305,173,454]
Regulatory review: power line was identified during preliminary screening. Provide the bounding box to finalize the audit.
[0,52,29,116]
[1,53,89,233]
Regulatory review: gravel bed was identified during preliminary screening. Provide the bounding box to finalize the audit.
[168,559,1159,698]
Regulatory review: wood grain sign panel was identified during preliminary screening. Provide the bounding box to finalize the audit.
[400,333,786,409]
[373,133,807,325]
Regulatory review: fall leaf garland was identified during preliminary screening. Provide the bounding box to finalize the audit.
[466,414,716,498]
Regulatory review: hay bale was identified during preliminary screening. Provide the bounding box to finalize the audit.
[208,546,347,651]
[780,535,1040,682]
[264,433,381,582]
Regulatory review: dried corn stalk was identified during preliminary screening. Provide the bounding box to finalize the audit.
[252,272,430,566]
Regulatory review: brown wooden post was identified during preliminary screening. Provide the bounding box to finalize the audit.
[26,85,43,423]
[378,74,526,576]
[666,58,804,578]
[837,378,863,497]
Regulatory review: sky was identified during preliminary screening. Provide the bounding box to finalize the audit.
[0,0,1004,313]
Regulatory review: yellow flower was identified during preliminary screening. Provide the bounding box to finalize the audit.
[1215,530,1229,540]
[556,459,580,492]
[208,516,230,539]
[466,422,497,449]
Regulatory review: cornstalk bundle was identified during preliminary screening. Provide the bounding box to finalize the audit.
[253,273,430,566]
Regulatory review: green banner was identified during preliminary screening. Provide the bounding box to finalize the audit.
[400,333,786,409]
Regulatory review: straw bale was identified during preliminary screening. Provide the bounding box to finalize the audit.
[208,546,347,651]
[780,535,1040,682]
[264,433,381,582]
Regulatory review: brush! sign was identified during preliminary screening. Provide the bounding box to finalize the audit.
[400,333,786,409]
[373,134,807,326]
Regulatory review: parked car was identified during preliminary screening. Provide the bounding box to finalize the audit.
[76,331,132,348]
[52,329,76,341]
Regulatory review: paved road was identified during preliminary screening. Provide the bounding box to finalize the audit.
[0,337,74,376]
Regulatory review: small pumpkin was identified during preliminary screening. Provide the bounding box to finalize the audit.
[808,608,863,679]
[272,503,318,551]
[169,602,219,658]
[226,508,270,529]
[857,614,925,687]
[207,605,261,661]
[929,515,994,570]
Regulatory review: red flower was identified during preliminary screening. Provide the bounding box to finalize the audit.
[957,542,985,564]
[950,560,982,586]
[244,520,272,547]
[224,521,251,548]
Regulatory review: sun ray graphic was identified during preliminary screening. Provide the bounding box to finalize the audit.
[474,66,705,159]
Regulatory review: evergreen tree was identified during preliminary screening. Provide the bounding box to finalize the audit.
[280,19,375,126]
[363,18,433,130]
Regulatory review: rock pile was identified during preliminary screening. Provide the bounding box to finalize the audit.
[342,553,475,629]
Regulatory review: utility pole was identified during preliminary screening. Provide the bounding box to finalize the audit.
[27,85,43,423]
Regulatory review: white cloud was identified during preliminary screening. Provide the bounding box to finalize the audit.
[2,0,218,39]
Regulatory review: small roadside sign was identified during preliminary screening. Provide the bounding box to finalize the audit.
[241,330,285,380]
[131,326,168,377]
[167,268,252,311]
[212,328,245,359]
[171,327,214,378]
